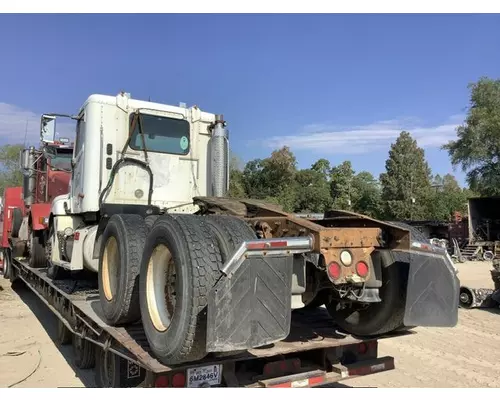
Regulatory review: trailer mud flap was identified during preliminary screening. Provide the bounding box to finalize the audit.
[400,250,460,327]
[206,255,293,353]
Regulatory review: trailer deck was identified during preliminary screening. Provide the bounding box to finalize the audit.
[10,257,408,387]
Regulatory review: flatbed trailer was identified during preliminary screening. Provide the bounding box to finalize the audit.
[7,257,407,388]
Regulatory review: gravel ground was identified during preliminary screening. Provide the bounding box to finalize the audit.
[0,261,498,388]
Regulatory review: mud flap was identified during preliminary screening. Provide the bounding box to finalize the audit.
[399,250,460,327]
[206,255,293,353]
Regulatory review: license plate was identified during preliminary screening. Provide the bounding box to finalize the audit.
[187,364,223,388]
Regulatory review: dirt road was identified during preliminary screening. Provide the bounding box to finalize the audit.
[0,261,499,388]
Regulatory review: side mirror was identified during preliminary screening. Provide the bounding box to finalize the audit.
[40,114,57,142]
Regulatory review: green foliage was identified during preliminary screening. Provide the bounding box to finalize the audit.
[443,77,500,196]
[231,73,500,221]
[380,131,433,220]
[295,168,332,213]
[241,146,298,212]
[351,171,383,218]
[0,144,24,196]
[227,155,246,198]
[428,174,469,221]
[330,161,356,210]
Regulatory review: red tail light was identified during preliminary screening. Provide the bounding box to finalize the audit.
[355,261,369,277]
[172,373,186,387]
[155,375,169,387]
[358,342,368,354]
[328,262,341,280]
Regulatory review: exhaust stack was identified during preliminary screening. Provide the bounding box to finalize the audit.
[210,114,229,197]
[20,146,36,206]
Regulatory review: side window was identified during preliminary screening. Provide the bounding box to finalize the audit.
[74,114,86,156]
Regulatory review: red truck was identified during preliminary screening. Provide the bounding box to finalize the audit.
[17,134,73,268]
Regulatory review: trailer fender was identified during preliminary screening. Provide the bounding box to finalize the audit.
[29,203,51,231]
[396,246,460,327]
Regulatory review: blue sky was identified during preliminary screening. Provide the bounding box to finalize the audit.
[1,14,499,186]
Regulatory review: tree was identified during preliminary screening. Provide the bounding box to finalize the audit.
[428,173,469,220]
[241,146,298,212]
[442,77,500,196]
[330,161,356,210]
[351,171,383,218]
[0,144,24,195]
[380,131,433,220]
[227,154,246,198]
[311,158,332,180]
[294,168,332,213]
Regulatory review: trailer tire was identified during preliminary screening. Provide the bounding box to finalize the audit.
[139,214,223,365]
[326,251,408,337]
[29,231,46,268]
[98,214,148,326]
[11,208,23,238]
[73,335,95,369]
[57,319,72,345]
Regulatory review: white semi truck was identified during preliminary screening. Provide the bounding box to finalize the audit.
[6,92,460,387]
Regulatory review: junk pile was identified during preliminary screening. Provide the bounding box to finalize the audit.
[459,259,500,309]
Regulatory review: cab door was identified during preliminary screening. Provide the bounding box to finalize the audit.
[70,112,86,213]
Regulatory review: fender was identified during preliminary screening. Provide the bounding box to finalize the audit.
[29,203,52,231]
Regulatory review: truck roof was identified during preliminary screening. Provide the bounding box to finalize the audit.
[80,93,218,123]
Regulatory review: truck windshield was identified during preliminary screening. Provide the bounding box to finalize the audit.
[50,149,73,171]
[129,113,190,155]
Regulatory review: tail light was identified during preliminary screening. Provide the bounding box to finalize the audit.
[155,375,169,387]
[355,261,369,277]
[172,373,186,387]
[327,262,341,280]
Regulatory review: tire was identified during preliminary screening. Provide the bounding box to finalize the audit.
[144,215,160,231]
[2,249,12,280]
[11,208,23,238]
[73,335,95,369]
[29,231,46,268]
[94,348,117,388]
[202,215,256,357]
[139,214,223,365]
[326,250,409,337]
[98,214,148,326]
[203,215,256,260]
[57,319,72,345]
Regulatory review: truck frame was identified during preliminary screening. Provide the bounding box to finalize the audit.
[7,257,400,388]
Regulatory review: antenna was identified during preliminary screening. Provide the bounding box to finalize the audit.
[23,118,29,146]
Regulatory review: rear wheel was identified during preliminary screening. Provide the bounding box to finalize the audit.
[326,250,409,336]
[203,215,256,259]
[98,214,148,326]
[29,231,46,268]
[203,215,256,356]
[73,335,95,369]
[57,319,72,345]
[11,208,23,238]
[139,214,223,365]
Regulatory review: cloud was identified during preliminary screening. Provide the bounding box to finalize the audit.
[263,115,465,155]
[0,102,76,146]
